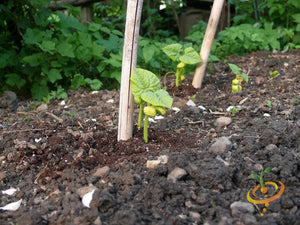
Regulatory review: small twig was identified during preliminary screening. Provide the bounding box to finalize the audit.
[17,112,35,116]
[1,128,44,134]
[267,73,281,82]
[187,120,205,126]
[209,109,226,115]
[239,97,248,105]
[77,121,84,129]
[45,112,63,123]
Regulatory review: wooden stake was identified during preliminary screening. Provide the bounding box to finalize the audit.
[118,0,143,141]
[192,0,225,89]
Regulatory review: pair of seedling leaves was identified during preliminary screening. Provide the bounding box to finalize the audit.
[251,167,272,194]
[162,43,201,87]
[130,68,173,143]
[228,63,249,93]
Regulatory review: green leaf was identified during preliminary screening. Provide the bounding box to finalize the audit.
[22,53,43,67]
[240,73,249,82]
[104,53,122,67]
[92,43,105,58]
[78,32,92,48]
[264,167,272,173]
[143,45,155,63]
[70,74,86,90]
[97,63,106,74]
[57,42,75,58]
[162,43,182,62]
[130,68,161,98]
[85,78,102,90]
[5,73,26,88]
[110,71,121,83]
[88,22,102,32]
[141,89,173,108]
[47,69,62,83]
[23,28,44,44]
[57,11,86,32]
[228,63,241,75]
[31,83,49,100]
[292,13,300,23]
[38,40,56,54]
[251,173,259,180]
[111,29,123,37]
[75,46,92,62]
[179,47,201,64]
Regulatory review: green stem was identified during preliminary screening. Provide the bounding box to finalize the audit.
[143,115,149,143]
[175,70,180,87]
[137,103,143,130]
[259,169,265,187]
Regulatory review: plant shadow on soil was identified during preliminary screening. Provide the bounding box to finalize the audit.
[0,50,300,225]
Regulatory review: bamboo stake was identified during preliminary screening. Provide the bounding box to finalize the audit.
[118,0,143,141]
[192,0,225,89]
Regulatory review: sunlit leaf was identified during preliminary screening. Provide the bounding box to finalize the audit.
[161,43,182,62]
[251,173,259,180]
[130,68,161,98]
[57,42,75,58]
[264,167,272,173]
[228,63,241,75]
[141,89,173,108]
[180,47,201,64]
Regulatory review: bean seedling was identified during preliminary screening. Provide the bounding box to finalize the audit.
[228,63,249,93]
[269,70,278,82]
[130,68,173,143]
[162,43,201,87]
[251,167,272,194]
[266,100,272,108]
[229,106,241,117]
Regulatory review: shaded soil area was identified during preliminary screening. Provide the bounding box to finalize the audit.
[0,50,299,225]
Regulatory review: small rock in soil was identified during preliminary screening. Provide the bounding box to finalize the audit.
[0,91,18,112]
[76,185,98,198]
[214,116,232,127]
[242,214,257,225]
[209,136,232,154]
[167,167,187,182]
[146,160,161,169]
[92,166,110,178]
[230,201,255,215]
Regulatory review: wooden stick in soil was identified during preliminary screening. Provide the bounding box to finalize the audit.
[117,0,143,141]
[192,0,225,89]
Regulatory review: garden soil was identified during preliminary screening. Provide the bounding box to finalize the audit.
[0,50,299,225]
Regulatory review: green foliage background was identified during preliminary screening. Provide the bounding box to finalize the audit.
[0,0,299,100]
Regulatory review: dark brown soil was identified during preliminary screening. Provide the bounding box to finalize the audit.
[0,50,299,225]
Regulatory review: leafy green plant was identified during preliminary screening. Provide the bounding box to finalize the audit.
[266,100,272,108]
[162,43,201,87]
[251,167,272,194]
[229,106,241,117]
[228,63,249,93]
[130,68,173,143]
[63,111,77,117]
[269,70,279,82]
[0,1,123,100]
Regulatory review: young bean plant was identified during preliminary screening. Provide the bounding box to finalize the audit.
[228,63,249,93]
[130,68,173,143]
[162,43,201,87]
[251,167,272,194]
[269,70,278,82]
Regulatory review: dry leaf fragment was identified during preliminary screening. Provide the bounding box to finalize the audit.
[2,188,17,195]
[0,199,22,211]
[82,190,95,208]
